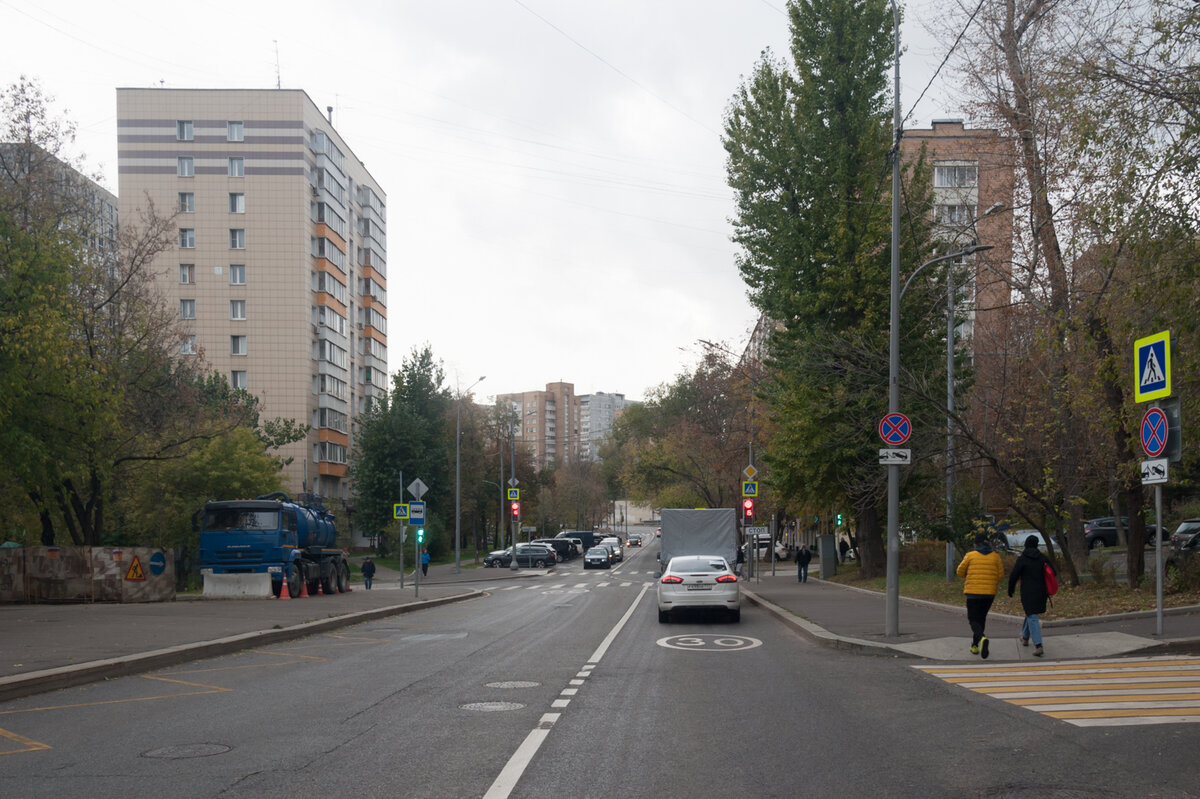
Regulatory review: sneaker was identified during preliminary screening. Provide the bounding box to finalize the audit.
[1021,636,1029,646]
[980,637,990,659]
[969,645,979,655]
[1033,644,1044,657]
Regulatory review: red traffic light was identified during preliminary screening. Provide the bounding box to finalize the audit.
[742,498,755,519]
[510,501,520,517]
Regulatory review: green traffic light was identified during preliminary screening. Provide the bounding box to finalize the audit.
[417,528,425,542]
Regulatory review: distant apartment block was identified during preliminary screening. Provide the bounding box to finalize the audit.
[497,382,581,470]
[580,392,630,461]
[116,88,387,506]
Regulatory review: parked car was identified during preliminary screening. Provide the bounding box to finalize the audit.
[531,538,573,561]
[600,536,623,562]
[657,554,740,623]
[1084,517,1163,549]
[993,530,1046,552]
[482,544,557,568]
[1166,519,1200,575]
[583,546,613,569]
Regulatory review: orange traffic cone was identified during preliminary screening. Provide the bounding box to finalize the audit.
[278,576,291,600]
[298,579,309,598]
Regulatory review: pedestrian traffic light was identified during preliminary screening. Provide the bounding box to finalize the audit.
[511,501,520,518]
[743,498,755,521]
[416,528,425,543]
[836,513,843,526]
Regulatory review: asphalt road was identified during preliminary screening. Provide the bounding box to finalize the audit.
[1,545,1195,799]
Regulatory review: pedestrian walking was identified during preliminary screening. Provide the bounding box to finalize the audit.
[735,545,745,577]
[838,538,849,563]
[796,545,812,583]
[361,557,376,590]
[420,547,430,577]
[1008,535,1055,657]
[956,532,1005,658]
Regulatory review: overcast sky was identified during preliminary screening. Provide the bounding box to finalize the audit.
[1,0,962,402]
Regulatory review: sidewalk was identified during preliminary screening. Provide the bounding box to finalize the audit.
[3,555,1199,703]
[743,562,1200,661]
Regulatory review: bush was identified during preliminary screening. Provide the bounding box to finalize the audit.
[899,540,947,572]
[1088,549,1119,585]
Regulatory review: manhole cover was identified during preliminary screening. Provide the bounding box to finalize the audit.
[486,681,540,689]
[460,702,525,712]
[142,743,231,759]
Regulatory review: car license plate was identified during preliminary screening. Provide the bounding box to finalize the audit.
[685,584,711,591]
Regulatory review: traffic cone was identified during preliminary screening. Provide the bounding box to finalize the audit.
[298,579,309,598]
[278,576,291,600]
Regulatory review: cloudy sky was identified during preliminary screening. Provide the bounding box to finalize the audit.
[1,0,961,402]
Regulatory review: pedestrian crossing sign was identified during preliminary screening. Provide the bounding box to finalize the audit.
[1134,331,1170,402]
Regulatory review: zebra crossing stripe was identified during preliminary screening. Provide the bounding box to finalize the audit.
[916,656,1200,727]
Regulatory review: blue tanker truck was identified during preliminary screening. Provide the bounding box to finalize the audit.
[198,493,350,598]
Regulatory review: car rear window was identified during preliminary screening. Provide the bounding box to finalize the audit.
[670,556,728,573]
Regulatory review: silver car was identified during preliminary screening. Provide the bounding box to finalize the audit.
[657,555,740,623]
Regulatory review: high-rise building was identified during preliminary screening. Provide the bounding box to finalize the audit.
[116,88,387,506]
[580,392,629,461]
[497,382,581,470]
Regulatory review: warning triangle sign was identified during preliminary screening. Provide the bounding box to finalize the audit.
[125,555,146,581]
[1140,347,1165,388]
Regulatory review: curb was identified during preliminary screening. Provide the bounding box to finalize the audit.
[0,589,483,703]
[741,588,918,658]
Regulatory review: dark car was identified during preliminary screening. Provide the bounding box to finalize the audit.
[1166,520,1200,574]
[1084,517,1162,549]
[583,546,612,569]
[482,544,557,569]
[626,534,643,548]
[532,538,573,561]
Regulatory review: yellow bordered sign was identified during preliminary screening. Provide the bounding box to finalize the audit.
[1134,331,1171,402]
[742,481,758,497]
[393,503,409,520]
[507,488,519,500]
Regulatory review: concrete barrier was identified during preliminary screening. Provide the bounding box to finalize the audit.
[202,573,273,599]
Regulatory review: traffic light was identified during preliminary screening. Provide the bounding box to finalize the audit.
[416,528,425,544]
[742,498,755,521]
[836,513,843,526]
[510,501,520,518]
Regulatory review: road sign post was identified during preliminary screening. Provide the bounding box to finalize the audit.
[1134,331,1174,636]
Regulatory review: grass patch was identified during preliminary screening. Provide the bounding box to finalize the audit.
[826,568,1200,620]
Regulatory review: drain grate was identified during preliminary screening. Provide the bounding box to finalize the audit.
[142,743,231,759]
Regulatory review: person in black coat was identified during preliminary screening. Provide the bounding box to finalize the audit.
[796,545,813,583]
[1007,535,1056,657]
[361,557,376,590]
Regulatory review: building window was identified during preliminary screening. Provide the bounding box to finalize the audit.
[934,164,978,188]
[180,299,196,320]
[179,228,195,249]
[230,229,245,249]
[229,193,245,213]
[180,264,195,284]
[230,299,246,320]
[180,335,197,355]
[178,192,194,213]
[228,157,244,177]
[230,370,247,389]
[177,157,194,177]
[230,335,247,356]
[229,264,246,285]
[227,121,244,142]
[177,120,193,141]
[935,204,975,227]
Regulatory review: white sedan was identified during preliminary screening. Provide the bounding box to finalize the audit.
[657,555,740,623]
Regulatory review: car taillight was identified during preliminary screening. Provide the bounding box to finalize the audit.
[661,575,683,584]
[716,574,738,583]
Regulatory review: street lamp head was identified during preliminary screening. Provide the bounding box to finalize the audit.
[962,243,995,257]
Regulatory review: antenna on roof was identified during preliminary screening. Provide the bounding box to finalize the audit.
[274,40,281,89]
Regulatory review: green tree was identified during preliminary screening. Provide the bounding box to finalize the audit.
[724,0,937,576]
[350,345,452,553]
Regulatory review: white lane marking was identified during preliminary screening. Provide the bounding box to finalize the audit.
[620,582,631,587]
[596,582,611,588]
[561,688,578,696]
[480,583,650,799]
[570,679,584,686]
[482,715,559,799]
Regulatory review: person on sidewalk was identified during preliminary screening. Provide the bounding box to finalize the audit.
[1008,535,1055,657]
[838,538,849,563]
[796,545,812,583]
[361,557,376,590]
[956,532,1005,658]
[420,547,430,577]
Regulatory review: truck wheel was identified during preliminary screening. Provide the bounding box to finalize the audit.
[336,561,350,593]
[287,564,302,598]
[320,563,336,596]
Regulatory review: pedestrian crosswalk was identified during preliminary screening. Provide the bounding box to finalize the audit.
[496,575,653,591]
[915,656,1200,727]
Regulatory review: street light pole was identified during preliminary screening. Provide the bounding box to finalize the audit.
[886,0,902,638]
[455,376,485,573]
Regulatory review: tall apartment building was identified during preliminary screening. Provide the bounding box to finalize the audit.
[497,382,582,470]
[579,392,629,461]
[116,88,388,506]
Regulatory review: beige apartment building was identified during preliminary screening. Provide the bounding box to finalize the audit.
[116,88,388,506]
[497,382,582,470]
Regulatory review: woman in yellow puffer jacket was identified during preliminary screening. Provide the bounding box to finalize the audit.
[955,532,1005,658]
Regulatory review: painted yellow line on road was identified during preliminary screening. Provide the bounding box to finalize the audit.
[0,727,52,756]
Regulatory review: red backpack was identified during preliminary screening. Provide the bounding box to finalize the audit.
[1044,562,1058,596]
